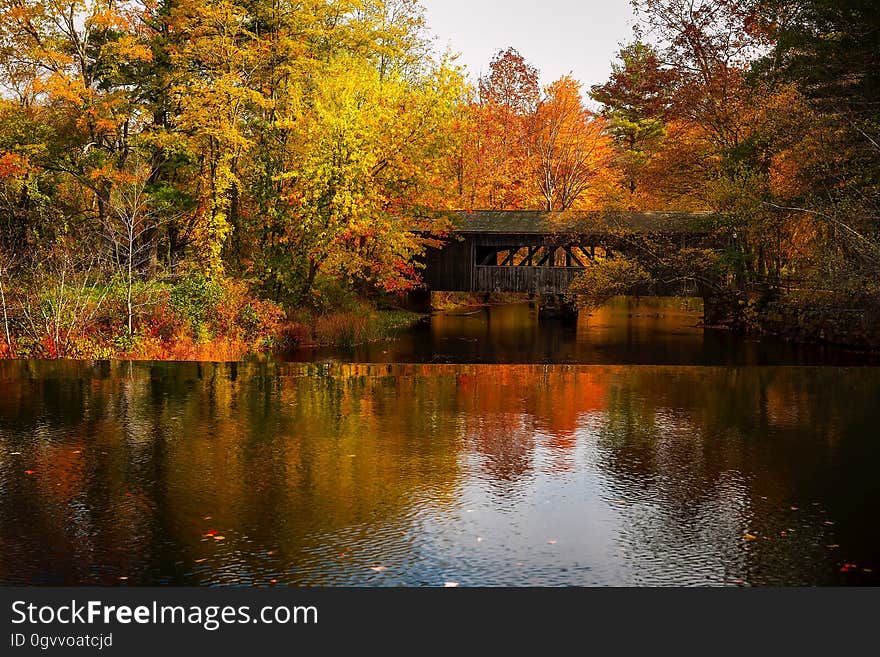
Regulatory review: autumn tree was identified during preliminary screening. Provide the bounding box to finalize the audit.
[479,47,541,113]
[240,2,465,304]
[529,77,613,211]
[748,0,880,291]
[590,41,676,201]
[99,160,171,337]
[627,1,774,268]
[272,58,462,303]
[164,0,265,277]
[0,0,153,229]
[612,0,880,316]
[358,0,431,79]
[468,47,540,209]
[632,0,759,152]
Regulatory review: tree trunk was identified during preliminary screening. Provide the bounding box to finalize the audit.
[0,271,12,355]
[298,260,320,305]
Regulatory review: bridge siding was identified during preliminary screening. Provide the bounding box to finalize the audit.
[424,237,474,291]
[473,266,582,294]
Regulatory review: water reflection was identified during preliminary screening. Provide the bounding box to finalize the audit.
[291,297,878,365]
[1,361,877,586]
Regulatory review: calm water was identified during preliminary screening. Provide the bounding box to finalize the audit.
[292,297,878,366]
[1,299,878,586]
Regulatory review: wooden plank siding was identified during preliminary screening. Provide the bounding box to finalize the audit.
[473,266,583,294]
[423,237,474,292]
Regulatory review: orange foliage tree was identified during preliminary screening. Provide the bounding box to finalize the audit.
[453,50,618,213]
[528,76,614,211]
[454,48,540,210]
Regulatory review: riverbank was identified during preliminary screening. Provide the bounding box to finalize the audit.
[430,291,526,311]
[117,307,422,361]
[704,289,880,352]
[0,270,422,361]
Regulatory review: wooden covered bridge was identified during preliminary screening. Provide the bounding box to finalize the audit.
[421,211,715,296]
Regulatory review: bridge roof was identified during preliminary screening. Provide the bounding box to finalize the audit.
[444,211,714,235]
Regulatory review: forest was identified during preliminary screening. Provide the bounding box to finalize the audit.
[0,0,877,359]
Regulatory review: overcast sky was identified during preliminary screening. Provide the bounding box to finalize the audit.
[421,0,637,91]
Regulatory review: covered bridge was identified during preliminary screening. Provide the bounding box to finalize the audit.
[421,210,715,295]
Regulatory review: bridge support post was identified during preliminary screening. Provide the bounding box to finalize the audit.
[538,294,578,320]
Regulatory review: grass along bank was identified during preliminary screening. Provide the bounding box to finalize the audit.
[286,307,422,349]
[0,269,423,361]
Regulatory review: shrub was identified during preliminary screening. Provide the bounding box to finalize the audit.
[237,298,286,346]
[568,258,653,309]
[99,276,170,336]
[307,307,419,348]
[169,273,224,337]
[310,274,363,314]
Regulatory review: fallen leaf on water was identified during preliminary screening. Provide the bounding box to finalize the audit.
[370,566,387,573]
[212,535,225,541]
[444,582,459,588]
[743,534,758,541]
[338,552,348,558]
[195,559,207,564]
[24,470,35,475]
[270,579,278,584]
[203,530,218,537]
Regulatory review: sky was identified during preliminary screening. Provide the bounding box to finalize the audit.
[420,0,637,92]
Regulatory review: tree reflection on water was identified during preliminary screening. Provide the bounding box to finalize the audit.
[0,360,878,586]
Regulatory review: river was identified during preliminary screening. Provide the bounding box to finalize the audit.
[1,297,878,586]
